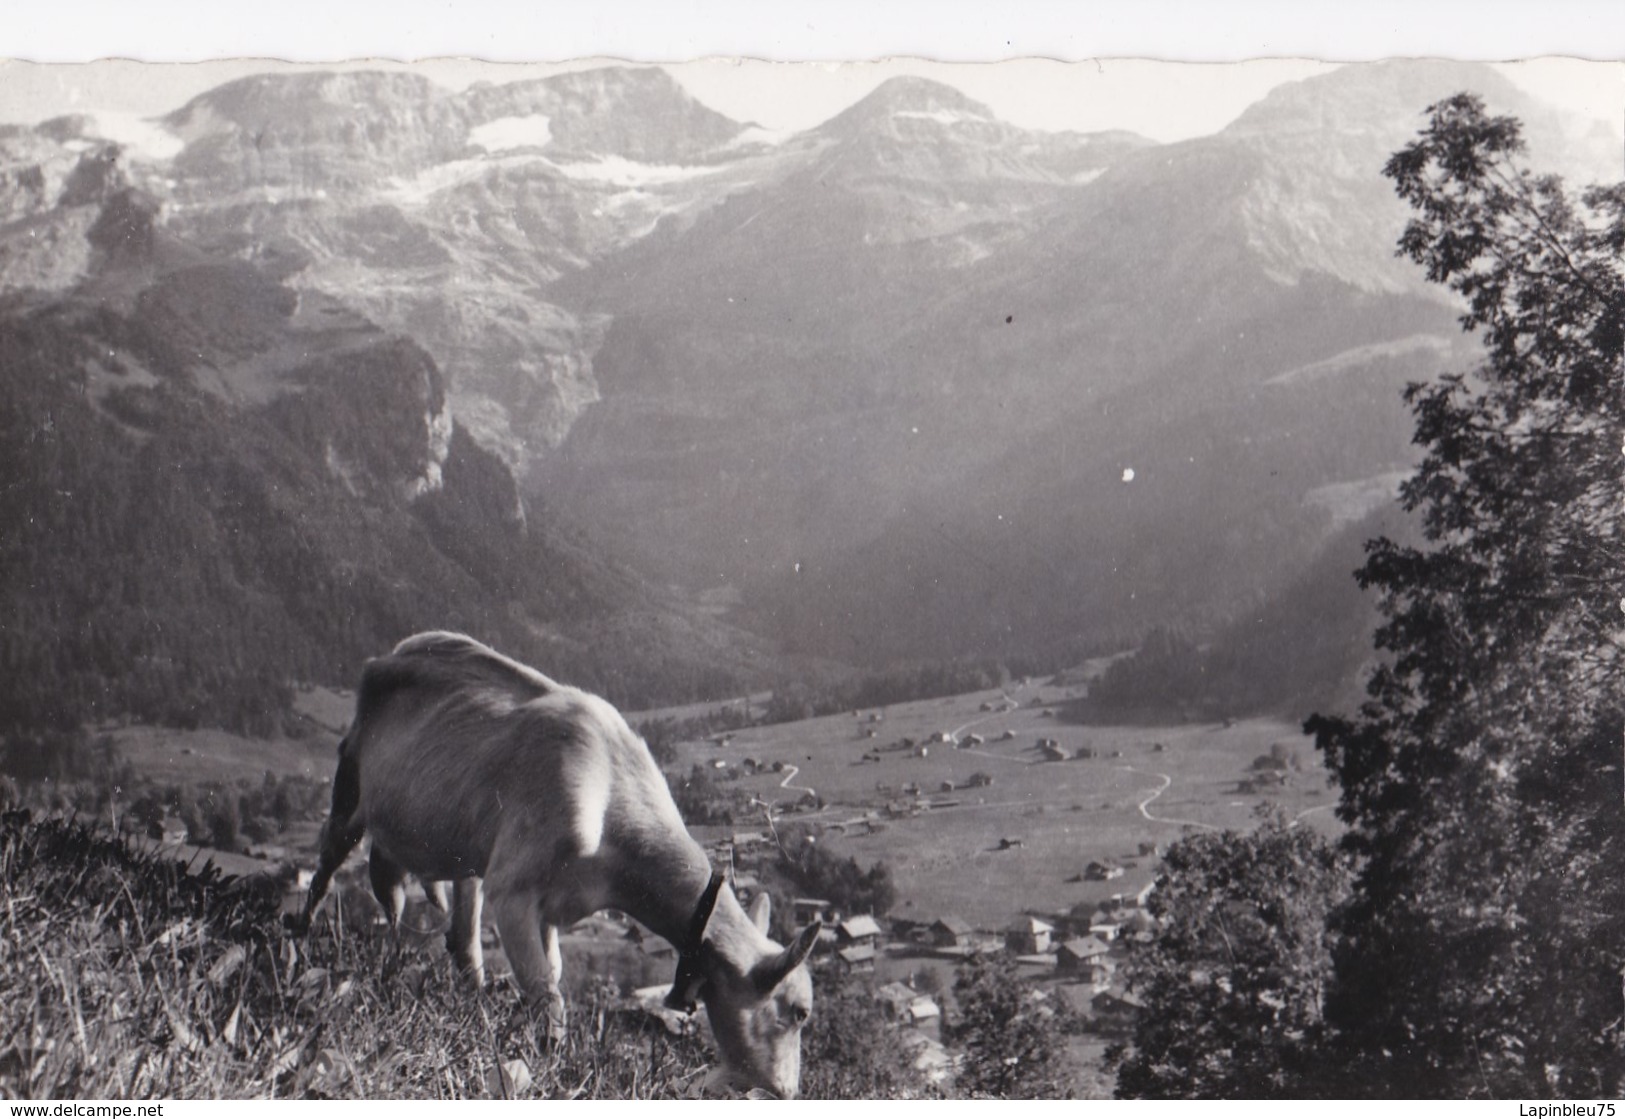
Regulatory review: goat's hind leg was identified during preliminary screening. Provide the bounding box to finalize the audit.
[447,878,486,987]
[368,847,409,928]
[490,886,566,1045]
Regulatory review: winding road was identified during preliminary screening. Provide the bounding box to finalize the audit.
[1117,766,1222,832]
[778,763,814,798]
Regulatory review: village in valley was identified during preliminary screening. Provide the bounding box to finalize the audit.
[621,674,1338,1083]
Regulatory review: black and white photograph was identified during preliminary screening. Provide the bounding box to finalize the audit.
[1,3,1621,1102]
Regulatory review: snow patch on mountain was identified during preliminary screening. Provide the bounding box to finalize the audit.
[549,154,725,186]
[893,108,989,126]
[470,114,553,152]
[84,112,184,160]
[379,153,549,204]
[723,125,795,149]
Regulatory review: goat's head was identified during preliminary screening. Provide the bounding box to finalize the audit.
[666,880,820,1099]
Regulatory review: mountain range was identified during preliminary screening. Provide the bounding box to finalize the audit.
[1,59,1615,731]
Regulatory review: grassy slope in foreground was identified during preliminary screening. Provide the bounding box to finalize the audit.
[0,810,711,1099]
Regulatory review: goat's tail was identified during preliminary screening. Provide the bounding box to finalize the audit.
[287,730,365,936]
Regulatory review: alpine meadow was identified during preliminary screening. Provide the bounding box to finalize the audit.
[0,57,1620,1099]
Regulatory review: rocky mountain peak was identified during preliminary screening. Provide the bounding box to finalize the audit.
[163,70,447,136]
[821,75,998,136]
[163,70,465,196]
[1224,60,1525,140]
[455,65,746,163]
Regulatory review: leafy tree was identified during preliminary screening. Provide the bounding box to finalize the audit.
[767,841,897,933]
[1112,812,1349,1098]
[798,964,933,1099]
[1307,94,1625,1097]
[949,952,1077,1098]
[667,764,736,825]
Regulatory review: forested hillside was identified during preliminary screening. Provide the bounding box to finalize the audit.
[0,154,780,741]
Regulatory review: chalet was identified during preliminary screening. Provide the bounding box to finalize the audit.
[998,729,1017,741]
[905,995,942,1038]
[1089,920,1124,942]
[836,944,877,972]
[793,898,833,927]
[876,983,944,1040]
[837,914,883,947]
[1056,936,1113,976]
[966,772,994,788]
[962,733,985,747]
[930,916,974,949]
[876,981,917,1019]
[1085,860,1126,881]
[1237,770,1290,794]
[1006,916,1055,955]
[1084,956,1119,991]
[1091,989,1146,1029]
[939,780,956,793]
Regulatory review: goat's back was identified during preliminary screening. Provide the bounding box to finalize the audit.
[340,632,668,881]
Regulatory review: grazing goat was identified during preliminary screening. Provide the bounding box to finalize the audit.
[294,632,820,1098]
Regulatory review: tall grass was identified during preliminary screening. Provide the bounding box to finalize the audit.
[0,810,710,1099]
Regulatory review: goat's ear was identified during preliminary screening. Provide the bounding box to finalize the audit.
[751,921,821,995]
[747,890,771,933]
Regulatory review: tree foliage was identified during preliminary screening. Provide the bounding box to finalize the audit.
[1112,812,1349,1098]
[798,965,933,1099]
[1306,94,1625,1097]
[949,952,1079,1098]
[760,841,898,942]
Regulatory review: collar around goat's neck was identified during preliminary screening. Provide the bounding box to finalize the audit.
[666,870,725,1013]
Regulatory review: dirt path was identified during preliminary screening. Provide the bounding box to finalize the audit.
[778,763,814,798]
[946,685,1042,766]
[1118,766,1221,832]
